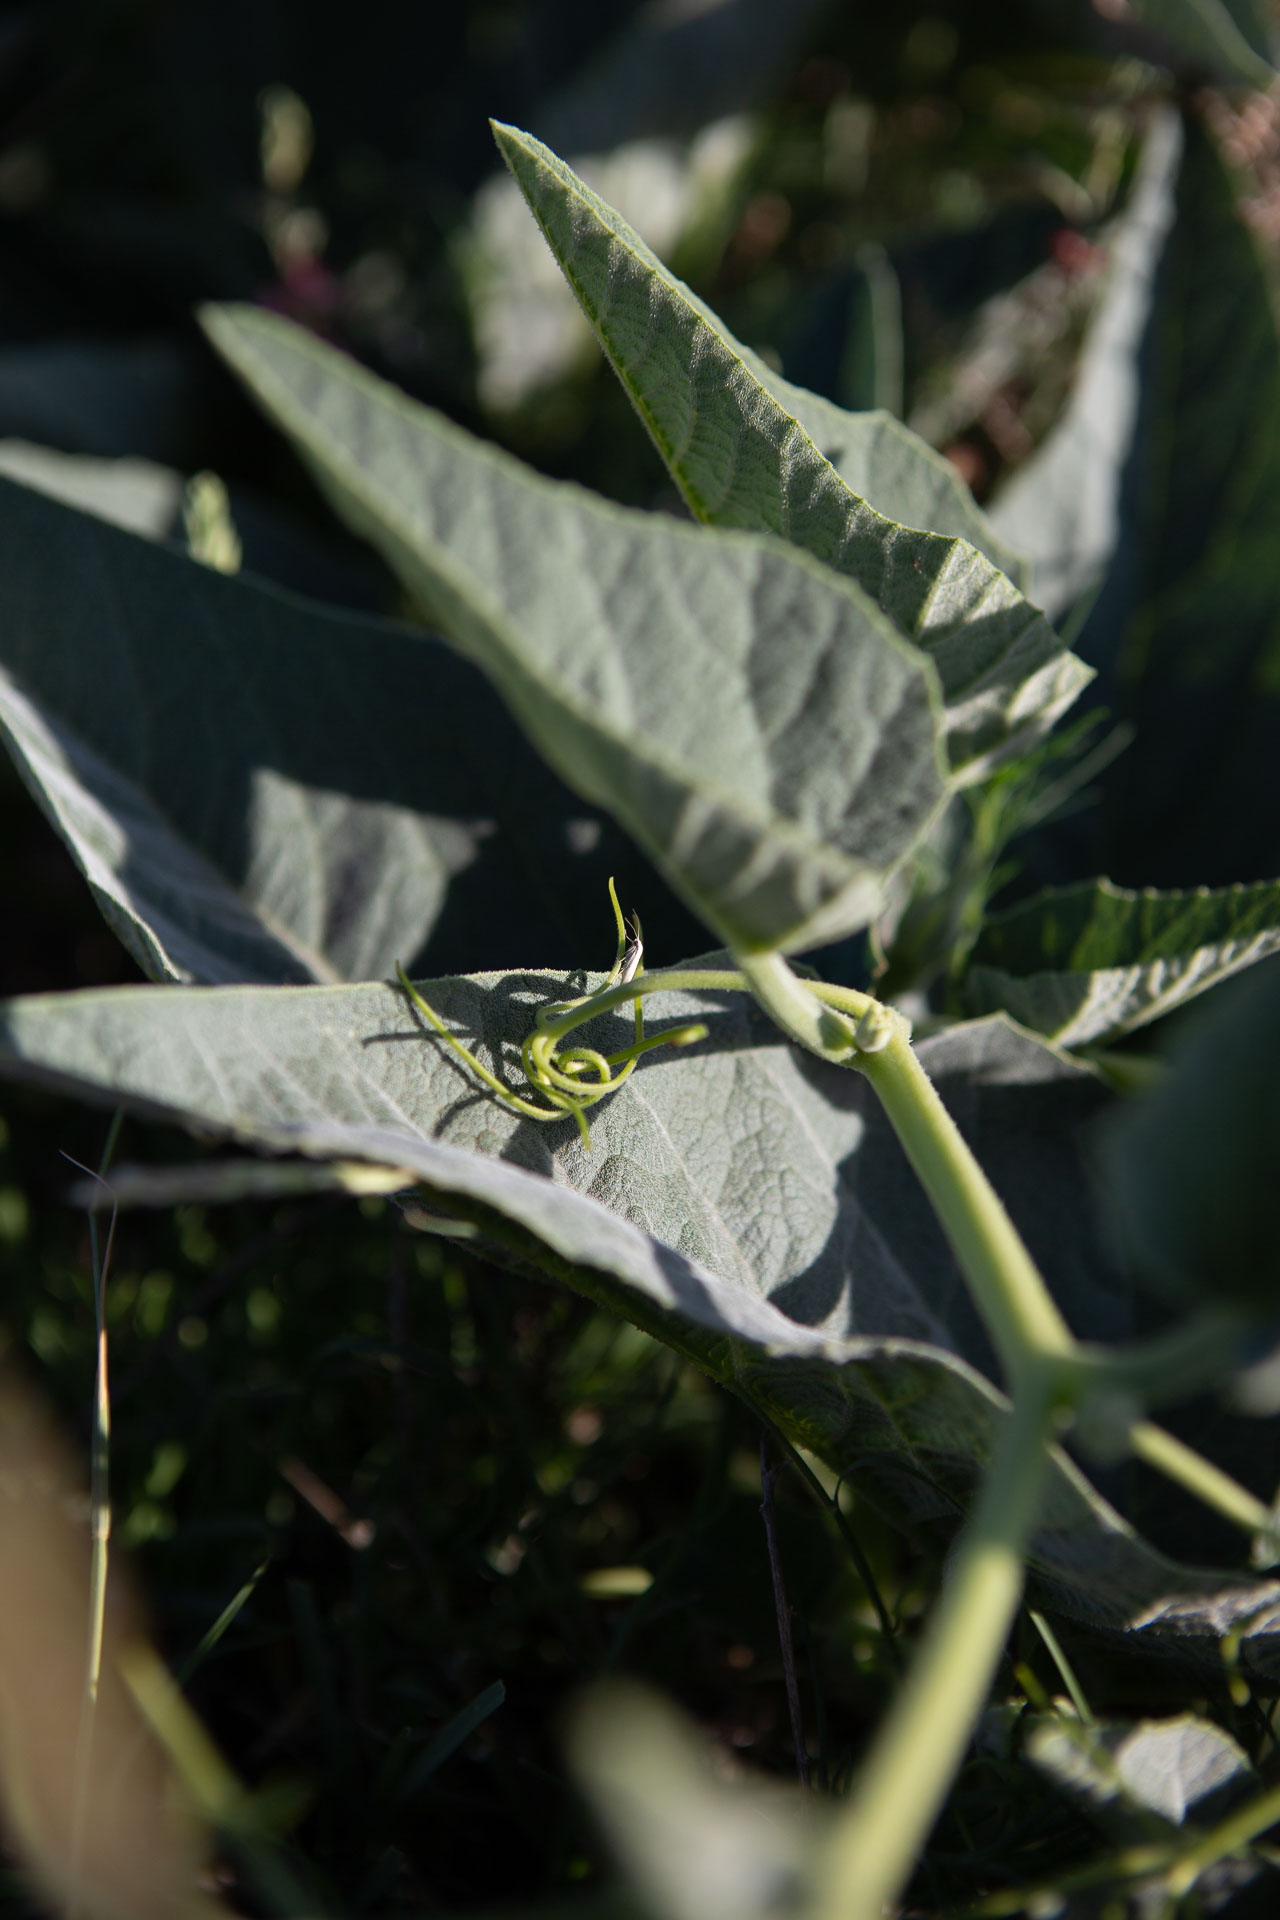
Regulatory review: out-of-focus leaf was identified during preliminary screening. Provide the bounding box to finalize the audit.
[988,111,1182,623]
[0,474,701,986]
[1129,0,1276,87]
[964,876,1280,1047]
[535,0,831,151]
[566,1682,811,1920]
[1027,1712,1253,1830]
[1099,957,1280,1313]
[0,440,182,539]
[783,244,903,419]
[71,1158,414,1211]
[490,122,1094,783]
[0,337,197,464]
[4,968,1280,1663]
[1066,113,1280,889]
[203,304,948,957]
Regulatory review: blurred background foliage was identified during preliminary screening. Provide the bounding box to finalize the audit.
[3,0,1280,1913]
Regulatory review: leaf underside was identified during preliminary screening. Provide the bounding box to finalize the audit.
[4,967,1280,1668]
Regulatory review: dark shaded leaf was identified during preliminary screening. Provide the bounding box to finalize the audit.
[988,111,1182,624]
[1099,957,1280,1312]
[0,474,701,985]
[964,876,1280,1046]
[1068,113,1280,890]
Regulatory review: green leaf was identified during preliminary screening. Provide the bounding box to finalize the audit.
[488,121,1093,783]
[1054,112,1280,890]
[0,473,699,986]
[201,304,948,957]
[564,1683,811,1920]
[1099,956,1280,1315]
[1128,0,1276,87]
[1027,1712,1252,1831]
[963,876,1280,1047]
[0,439,182,539]
[988,111,1182,623]
[4,968,1280,1663]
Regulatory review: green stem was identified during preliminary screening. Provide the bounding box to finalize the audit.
[857,1026,1076,1383]
[1127,1420,1275,1540]
[736,951,1073,1385]
[812,1370,1062,1920]
[733,949,861,1055]
[1164,1774,1280,1899]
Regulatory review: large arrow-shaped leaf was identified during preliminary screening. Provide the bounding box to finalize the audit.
[3,969,1280,1668]
[489,121,1092,783]
[1018,112,1280,891]
[988,111,1182,623]
[0,472,704,987]
[964,876,1280,1047]
[202,304,948,957]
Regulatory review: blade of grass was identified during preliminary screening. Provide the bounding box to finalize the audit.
[1029,1610,1093,1725]
[175,1562,270,1687]
[395,1680,506,1802]
[760,1431,810,1789]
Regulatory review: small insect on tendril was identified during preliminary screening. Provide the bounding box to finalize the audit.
[619,915,644,986]
[394,878,706,1148]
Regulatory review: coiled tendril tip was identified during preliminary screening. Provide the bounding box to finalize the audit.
[394,879,696,1148]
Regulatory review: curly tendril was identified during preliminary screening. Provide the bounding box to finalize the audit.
[394,878,709,1147]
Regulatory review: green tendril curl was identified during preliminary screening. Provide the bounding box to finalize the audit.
[395,878,709,1146]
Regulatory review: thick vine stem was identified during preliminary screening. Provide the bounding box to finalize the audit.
[733,948,864,1057]
[857,1023,1076,1383]
[1127,1421,1276,1542]
[812,1366,1065,1920]
[738,949,1075,1387]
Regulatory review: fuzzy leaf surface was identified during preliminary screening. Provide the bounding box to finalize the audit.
[490,121,1092,782]
[202,304,947,956]
[964,877,1280,1047]
[0,473,702,987]
[3,970,1280,1666]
